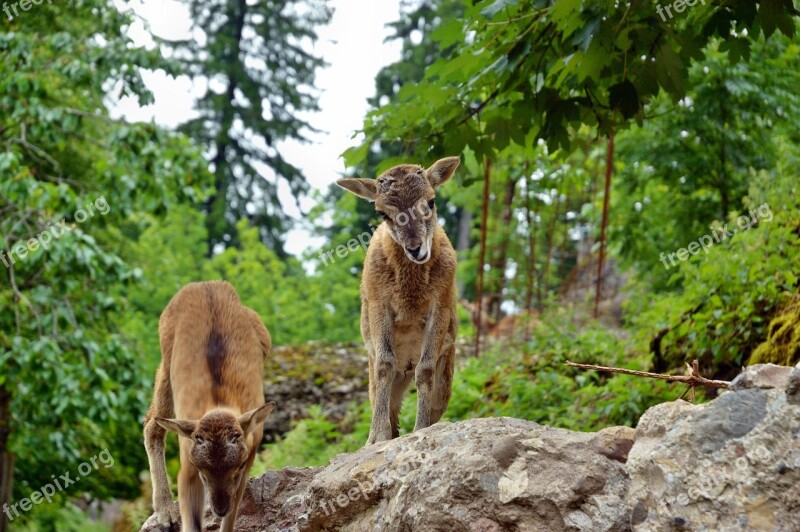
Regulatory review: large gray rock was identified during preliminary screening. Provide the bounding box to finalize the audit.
[626,366,800,531]
[729,363,794,391]
[140,364,800,532]
[300,418,633,532]
[141,418,634,531]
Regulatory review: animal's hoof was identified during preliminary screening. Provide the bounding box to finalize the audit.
[366,430,392,445]
[154,506,181,529]
[142,508,180,531]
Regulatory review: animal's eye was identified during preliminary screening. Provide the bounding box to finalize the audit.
[194,435,205,445]
[377,210,391,222]
[427,199,435,209]
[229,433,240,444]
[415,168,423,175]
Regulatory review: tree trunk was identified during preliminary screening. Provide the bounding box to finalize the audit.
[558,183,572,281]
[524,167,539,347]
[594,135,614,318]
[488,176,518,322]
[455,207,473,294]
[205,0,247,256]
[0,386,12,532]
[540,182,561,303]
[474,158,491,358]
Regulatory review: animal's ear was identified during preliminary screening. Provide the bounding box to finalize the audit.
[426,156,460,188]
[336,178,378,202]
[155,418,197,439]
[239,402,275,434]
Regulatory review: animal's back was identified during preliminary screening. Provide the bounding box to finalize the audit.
[159,281,269,421]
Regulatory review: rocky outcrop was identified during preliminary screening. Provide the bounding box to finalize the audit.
[300,419,634,532]
[262,343,369,441]
[141,418,635,531]
[627,363,800,531]
[141,363,800,531]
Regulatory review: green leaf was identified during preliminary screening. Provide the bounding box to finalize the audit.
[576,42,609,82]
[720,37,751,63]
[758,0,795,38]
[655,45,686,96]
[430,19,464,49]
[342,143,370,169]
[551,0,582,23]
[615,25,634,52]
[609,80,640,119]
[462,144,481,177]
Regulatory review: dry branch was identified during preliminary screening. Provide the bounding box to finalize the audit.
[564,360,730,390]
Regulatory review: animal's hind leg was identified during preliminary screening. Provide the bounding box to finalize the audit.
[363,307,377,407]
[430,341,455,424]
[390,371,413,438]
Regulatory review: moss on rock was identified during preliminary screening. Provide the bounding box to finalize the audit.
[749,299,800,366]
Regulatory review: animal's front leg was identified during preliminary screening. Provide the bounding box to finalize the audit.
[367,302,395,445]
[414,305,440,432]
[144,418,180,528]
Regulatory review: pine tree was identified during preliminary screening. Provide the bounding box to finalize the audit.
[175,0,330,255]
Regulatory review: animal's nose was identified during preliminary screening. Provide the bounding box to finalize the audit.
[212,503,230,517]
[406,245,422,258]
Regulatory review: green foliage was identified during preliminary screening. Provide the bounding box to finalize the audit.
[612,35,800,283]
[2,1,799,528]
[344,0,798,168]
[121,206,362,374]
[11,502,110,532]
[444,312,676,430]
[0,0,211,517]
[624,155,800,376]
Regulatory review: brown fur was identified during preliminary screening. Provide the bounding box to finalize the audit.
[143,281,273,532]
[337,157,460,444]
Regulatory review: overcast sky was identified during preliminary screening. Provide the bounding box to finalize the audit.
[111,0,403,256]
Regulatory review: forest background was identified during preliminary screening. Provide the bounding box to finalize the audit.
[1,0,799,529]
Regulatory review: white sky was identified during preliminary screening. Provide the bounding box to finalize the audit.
[111,0,403,256]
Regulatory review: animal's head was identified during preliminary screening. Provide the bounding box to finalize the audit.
[337,156,460,264]
[156,402,274,518]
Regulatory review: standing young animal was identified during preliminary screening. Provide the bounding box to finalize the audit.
[143,281,274,531]
[337,157,460,445]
